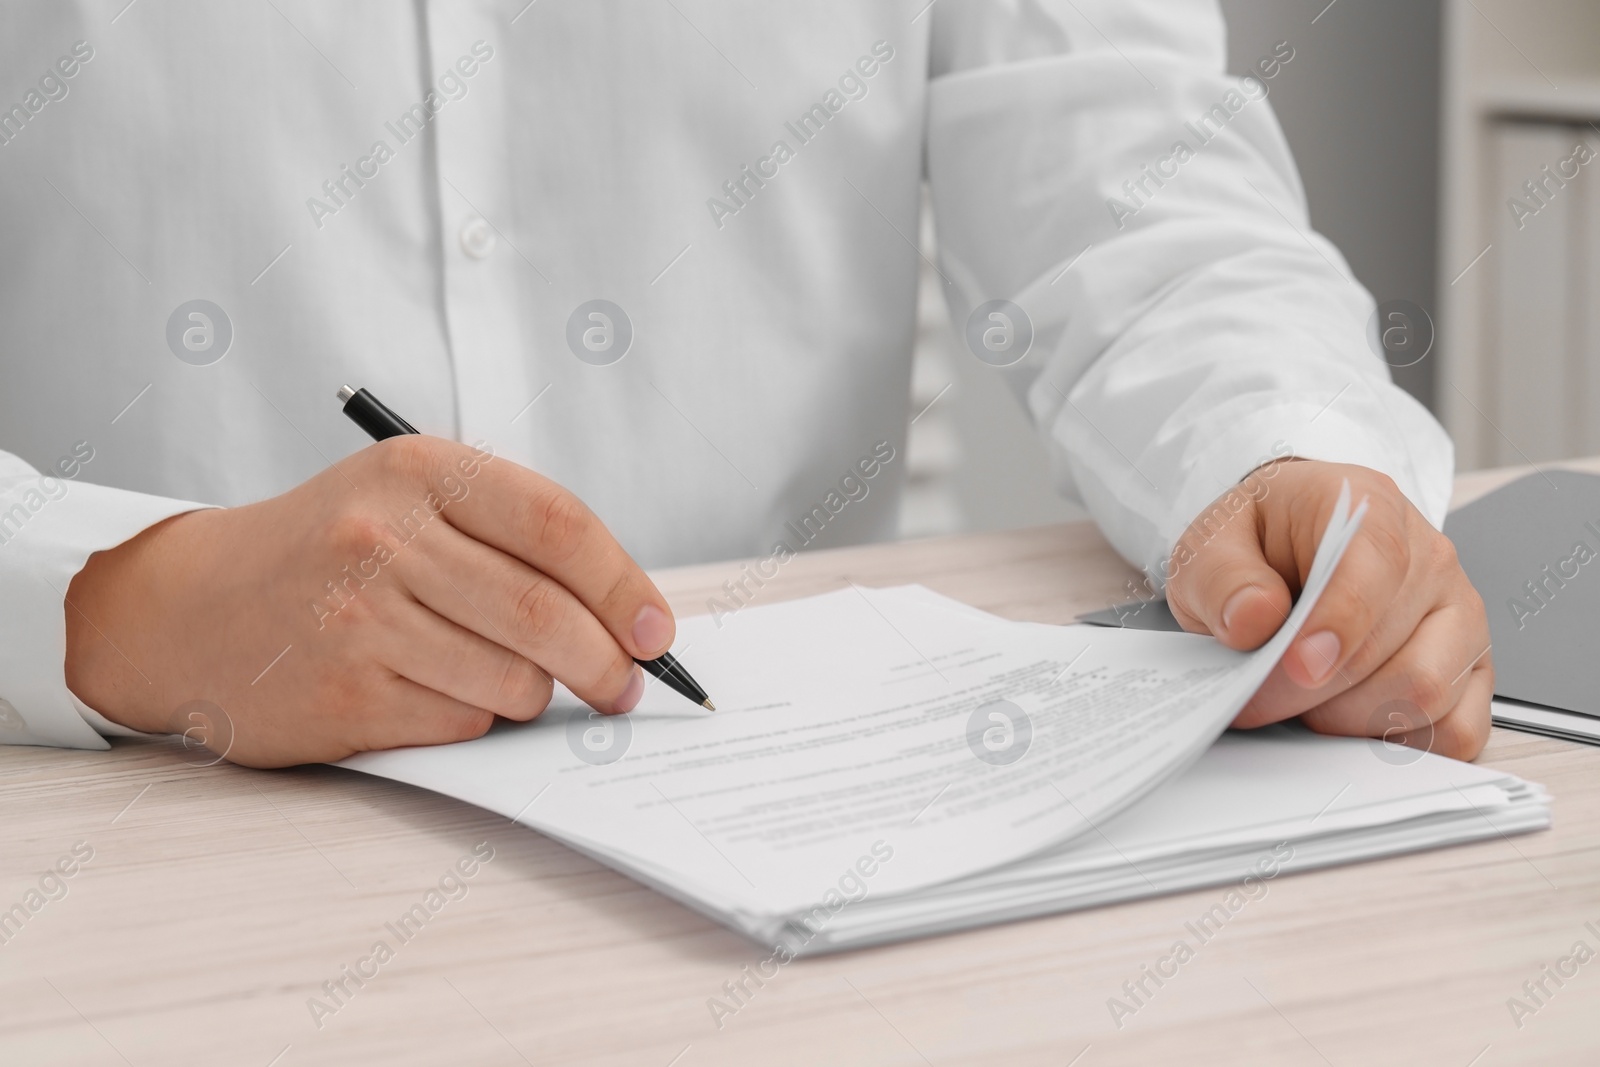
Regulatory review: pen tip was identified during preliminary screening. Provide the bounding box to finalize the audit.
[703,699,717,711]
[336,384,356,403]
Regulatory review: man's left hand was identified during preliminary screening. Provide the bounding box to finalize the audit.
[1164,459,1492,761]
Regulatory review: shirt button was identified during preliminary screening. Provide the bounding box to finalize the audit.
[459,218,497,259]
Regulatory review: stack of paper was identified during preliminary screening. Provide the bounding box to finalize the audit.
[346,488,1549,952]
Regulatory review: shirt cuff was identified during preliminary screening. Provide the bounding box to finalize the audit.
[0,472,213,749]
[69,690,165,739]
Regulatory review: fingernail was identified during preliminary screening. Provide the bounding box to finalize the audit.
[614,666,645,714]
[1221,586,1262,634]
[632,604,673,656]
[1294,631,1341,686]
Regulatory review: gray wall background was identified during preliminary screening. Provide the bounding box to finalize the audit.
[1222,0,1441,408]
[899,0,1444,540]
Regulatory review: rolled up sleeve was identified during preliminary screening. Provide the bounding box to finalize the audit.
[925,0,1452,582]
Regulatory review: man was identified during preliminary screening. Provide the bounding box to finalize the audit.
[0,1,1488,767]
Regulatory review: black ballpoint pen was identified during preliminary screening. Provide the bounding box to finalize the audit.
[336,384,717,711]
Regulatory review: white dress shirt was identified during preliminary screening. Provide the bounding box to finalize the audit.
[0,0,1451,751]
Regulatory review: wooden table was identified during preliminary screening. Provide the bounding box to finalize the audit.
[3,461,1598,1066]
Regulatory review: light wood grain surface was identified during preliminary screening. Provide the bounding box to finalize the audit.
[2,463,1597,1066]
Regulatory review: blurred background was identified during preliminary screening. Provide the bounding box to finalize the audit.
[900,0,1600,539]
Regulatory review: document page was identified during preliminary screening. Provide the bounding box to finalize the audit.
[346,486,1366,918]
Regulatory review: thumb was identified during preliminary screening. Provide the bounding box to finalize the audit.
[1164,493,1293,651]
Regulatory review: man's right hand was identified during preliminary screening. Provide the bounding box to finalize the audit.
[62,436,675,767]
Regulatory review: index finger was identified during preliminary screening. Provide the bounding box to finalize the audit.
[401,438,677,661]
[1278,493,1410,689]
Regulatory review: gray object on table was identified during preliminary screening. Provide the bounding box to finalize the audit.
[1077,597,1184,632]
[1444,468,1600,719]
